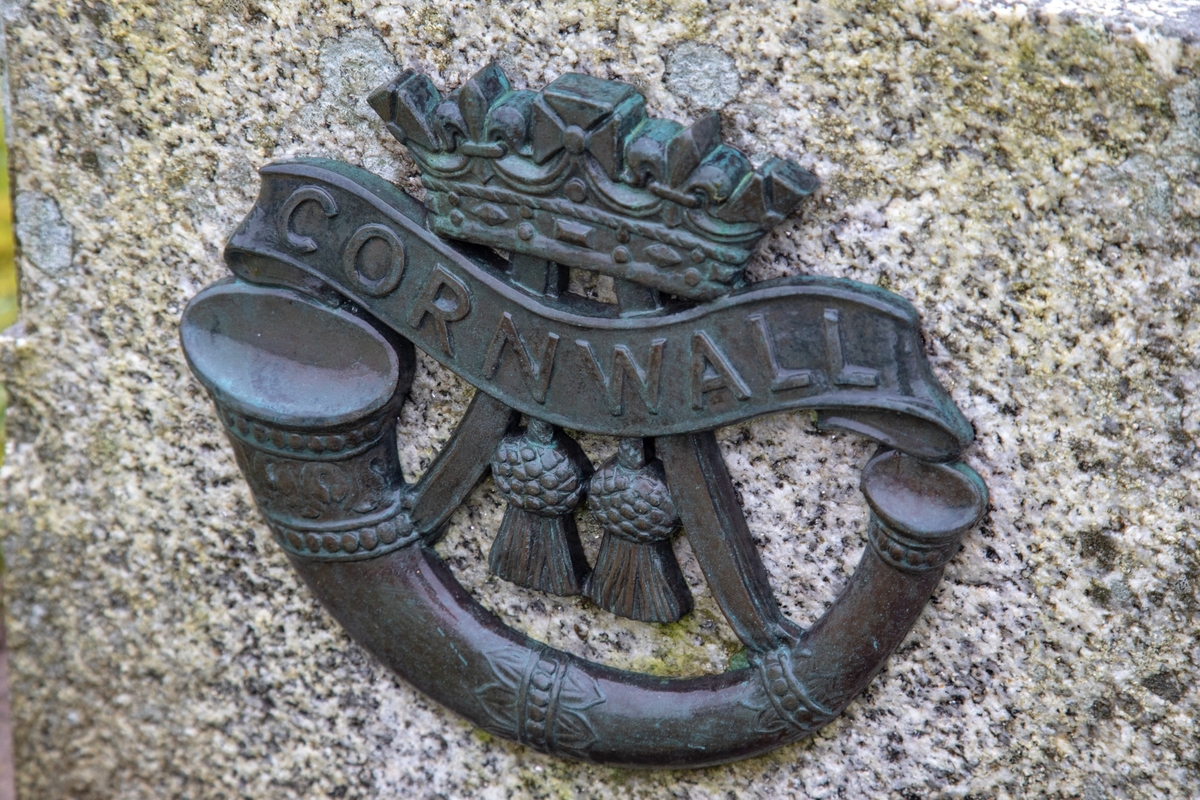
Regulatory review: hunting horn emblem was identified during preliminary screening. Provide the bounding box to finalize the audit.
[180,64,987,767]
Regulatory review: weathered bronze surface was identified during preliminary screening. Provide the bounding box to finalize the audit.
[179,65,987,767]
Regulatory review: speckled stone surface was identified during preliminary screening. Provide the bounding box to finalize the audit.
[1,0,1198,797]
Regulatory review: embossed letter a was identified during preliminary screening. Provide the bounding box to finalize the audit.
[690,331,752,410]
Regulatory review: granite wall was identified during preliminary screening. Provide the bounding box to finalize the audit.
[1,0,1198,796]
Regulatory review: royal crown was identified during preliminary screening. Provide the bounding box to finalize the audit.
[369,64,817,302]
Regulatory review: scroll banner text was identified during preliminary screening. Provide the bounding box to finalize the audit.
[224,160,972,461]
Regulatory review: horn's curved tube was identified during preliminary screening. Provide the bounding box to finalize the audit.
[181,279,987,768]
[289,533,949,766]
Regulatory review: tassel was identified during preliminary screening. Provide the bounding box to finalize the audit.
[489,419,592,595]
[585,438,692,623]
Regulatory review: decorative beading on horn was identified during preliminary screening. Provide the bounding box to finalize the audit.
[180,282,418,563]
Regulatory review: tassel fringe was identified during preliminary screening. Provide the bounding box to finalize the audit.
[488,506,589,596]
[584,534,693,623]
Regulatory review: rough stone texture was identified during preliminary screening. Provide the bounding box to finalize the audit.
[1,0,1198,797]
[12,192,71,276]
[666,42,741,109]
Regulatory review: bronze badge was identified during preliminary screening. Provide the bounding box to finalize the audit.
[180,65,987,767]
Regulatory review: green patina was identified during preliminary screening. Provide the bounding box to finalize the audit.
[5,0,1200,793]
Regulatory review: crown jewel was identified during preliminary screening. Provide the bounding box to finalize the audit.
[369,64,817,301]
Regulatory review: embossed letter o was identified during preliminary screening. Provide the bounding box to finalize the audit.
[342,223,406,297]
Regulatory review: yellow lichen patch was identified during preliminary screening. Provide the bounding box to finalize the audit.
[405,3,455,71]
[0,118,13,333]
[0,112,13,471]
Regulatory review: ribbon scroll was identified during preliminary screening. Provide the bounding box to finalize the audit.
[225,159,972,461]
